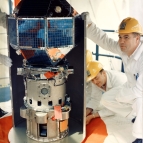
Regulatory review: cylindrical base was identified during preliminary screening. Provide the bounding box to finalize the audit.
[20,107,70,142]
[8,119,83,143]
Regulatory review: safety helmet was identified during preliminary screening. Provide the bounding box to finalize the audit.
[86,61,103,82]
[86,50,93,64]
[118,17,143,35]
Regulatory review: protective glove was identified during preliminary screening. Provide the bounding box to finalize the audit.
[0,53,12,67]
[81,12,92,26]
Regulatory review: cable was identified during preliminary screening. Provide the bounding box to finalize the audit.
[46,0,52,17]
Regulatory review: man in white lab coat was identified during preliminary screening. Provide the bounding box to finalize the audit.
[86,60,127,125]
[82,13,143,143]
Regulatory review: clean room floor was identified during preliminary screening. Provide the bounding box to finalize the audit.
[83,114,136,143]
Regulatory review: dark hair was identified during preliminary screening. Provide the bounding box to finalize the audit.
[99,69,104,73]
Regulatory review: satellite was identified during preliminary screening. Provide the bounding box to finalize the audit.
[8,0,83,142]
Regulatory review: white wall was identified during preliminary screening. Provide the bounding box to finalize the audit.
[129,0,143,28]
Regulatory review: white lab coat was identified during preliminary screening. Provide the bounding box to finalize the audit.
[87,23,143,139]
[86,70,127,118]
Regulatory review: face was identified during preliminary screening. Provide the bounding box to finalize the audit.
[118,33,140,56]
[91,71,106,88]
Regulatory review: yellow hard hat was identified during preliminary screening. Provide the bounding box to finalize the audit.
[86,61,103,82]
[118,17,143,35]
[86,50,93,64]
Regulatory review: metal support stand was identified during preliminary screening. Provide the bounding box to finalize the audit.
[8,118,83,143]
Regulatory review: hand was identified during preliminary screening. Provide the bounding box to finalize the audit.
[0,54,12,67]
[86,114,94,125]
[81,12,92,25]
[86,108,92,116]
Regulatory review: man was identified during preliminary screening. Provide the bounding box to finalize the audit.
[82,12,143,143]
[86,60,127,124]
[0,0,13,118]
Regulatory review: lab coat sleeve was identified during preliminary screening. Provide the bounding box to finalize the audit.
[116,59,143,102]
[87,23,122,55]
[116,74,143,102]
[98,108,115,118]
[86,84,102,110]
[97,71,127,117]
[0,53,12,67]
[109,71,127,88]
